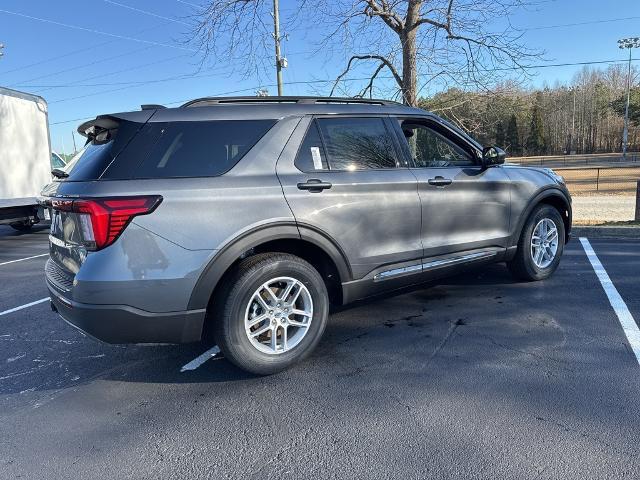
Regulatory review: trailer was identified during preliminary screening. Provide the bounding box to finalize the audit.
[0,87,52,230]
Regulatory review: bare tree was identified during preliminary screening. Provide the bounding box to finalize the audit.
[187,0,540,105]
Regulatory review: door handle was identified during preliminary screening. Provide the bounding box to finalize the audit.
[427,176,452,187]
[297,179,332,193]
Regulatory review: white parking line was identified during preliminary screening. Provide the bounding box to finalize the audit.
[180,346,221,372]
[0,253,48,266]
[0,298,49,317]
[580,237,640,365]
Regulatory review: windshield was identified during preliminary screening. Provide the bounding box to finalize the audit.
[51,152,66,169]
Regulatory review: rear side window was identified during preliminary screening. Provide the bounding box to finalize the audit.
[316,117,398,170]
[131,120,275,178]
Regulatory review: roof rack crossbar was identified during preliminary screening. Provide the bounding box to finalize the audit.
[181,96,401,108]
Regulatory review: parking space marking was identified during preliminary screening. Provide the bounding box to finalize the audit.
[0,253,48,267]
[180,346,221,372]
[580,237,640,365]
[0,298,49,317]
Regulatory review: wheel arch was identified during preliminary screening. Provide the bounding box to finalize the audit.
[510,187,572,248]
[187,222,351,314]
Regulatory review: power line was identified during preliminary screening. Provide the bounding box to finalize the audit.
[175,0,203,8]
[47,54,192,103]
[34,54,189,95]
[0,22,173,76]
[523,15,640,31]
[49,77,383,126]
[9,46,153,88]
[102,0,190,26]
[20,56,640,91]
[0,8,197,52]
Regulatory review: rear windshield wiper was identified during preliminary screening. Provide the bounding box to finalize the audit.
[51,168,69,179]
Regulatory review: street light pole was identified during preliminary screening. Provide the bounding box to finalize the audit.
[618,37,640,160]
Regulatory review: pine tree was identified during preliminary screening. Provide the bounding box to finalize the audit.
[495,121,505,147]
[527,105,546,155]
[505,114,520,155]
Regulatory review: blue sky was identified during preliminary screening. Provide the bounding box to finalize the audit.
[0,0,638,153]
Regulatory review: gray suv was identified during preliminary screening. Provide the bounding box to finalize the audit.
[42,96,572,374]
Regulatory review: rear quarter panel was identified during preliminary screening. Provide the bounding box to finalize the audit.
[45,115,303,312]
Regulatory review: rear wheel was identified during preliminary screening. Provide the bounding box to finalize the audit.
[507,204,565,281]
[213,253,329,375]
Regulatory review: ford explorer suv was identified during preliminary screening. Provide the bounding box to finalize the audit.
[41,96,572,374]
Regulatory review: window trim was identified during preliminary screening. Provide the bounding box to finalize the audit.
[311,115,405,172]
[391,116,482,169]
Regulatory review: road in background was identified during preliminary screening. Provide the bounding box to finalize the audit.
[1,226,639,479]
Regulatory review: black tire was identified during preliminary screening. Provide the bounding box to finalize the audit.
[507,204,565,281]
[10,221,33,232]
[213,252,329,375]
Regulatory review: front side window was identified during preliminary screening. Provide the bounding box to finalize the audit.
[317,117,398,170]
[400,121,475,168]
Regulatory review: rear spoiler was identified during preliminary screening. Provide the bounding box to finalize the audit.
[77,110,156,140]
[77,116,120,142]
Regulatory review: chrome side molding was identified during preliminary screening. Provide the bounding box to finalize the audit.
[422,251,496,271]
[373,251,497,282]
[373,264,422,282]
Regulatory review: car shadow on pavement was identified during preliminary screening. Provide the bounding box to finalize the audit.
[0,253,621,401]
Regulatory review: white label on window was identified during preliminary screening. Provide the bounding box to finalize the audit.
[310,147,323,170]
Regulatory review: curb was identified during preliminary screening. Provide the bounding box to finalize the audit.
[572,226,640,239]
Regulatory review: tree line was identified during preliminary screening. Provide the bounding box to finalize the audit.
[420,65,640,157]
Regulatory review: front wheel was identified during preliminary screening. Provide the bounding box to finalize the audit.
[213,253,329,375]
[507,205,565,281]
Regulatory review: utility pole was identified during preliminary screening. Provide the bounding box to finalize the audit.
[272,0,286,96]
[618,37,640,160]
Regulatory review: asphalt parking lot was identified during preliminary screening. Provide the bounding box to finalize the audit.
[1,225,640,479]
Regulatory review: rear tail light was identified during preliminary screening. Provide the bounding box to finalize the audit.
[51,196,162,250]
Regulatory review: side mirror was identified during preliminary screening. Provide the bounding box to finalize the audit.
[481,146,506,168]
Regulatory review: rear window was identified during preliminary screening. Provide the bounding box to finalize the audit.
[64,120,141,181]
[66,119,276,181]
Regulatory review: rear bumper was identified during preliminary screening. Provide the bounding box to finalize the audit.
[48,285,206,344]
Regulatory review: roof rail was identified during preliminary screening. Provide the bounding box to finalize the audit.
[181,96,401,108]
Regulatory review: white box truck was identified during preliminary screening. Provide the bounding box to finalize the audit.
[0,87,52,231]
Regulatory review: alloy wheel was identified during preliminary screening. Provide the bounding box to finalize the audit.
[530,218,559,269]
[244,276,313,355]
